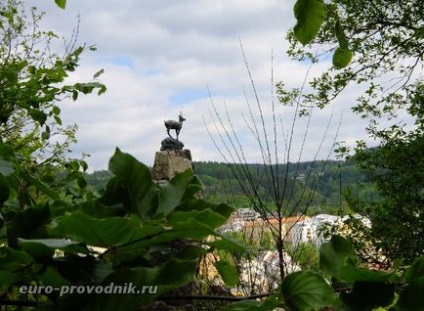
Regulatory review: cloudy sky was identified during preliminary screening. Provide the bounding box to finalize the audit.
[33,0,371,171]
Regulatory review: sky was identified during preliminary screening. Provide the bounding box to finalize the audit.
[32,0,372,171]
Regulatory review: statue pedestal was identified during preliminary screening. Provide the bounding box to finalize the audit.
[151,149,193,181]
[160,137,184,151]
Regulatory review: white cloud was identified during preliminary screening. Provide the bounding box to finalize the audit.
[33,1,371,171]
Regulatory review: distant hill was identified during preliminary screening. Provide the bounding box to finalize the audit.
[193,160,377,215]
[85,160,377,216]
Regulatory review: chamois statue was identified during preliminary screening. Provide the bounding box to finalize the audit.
[164,112,186,140]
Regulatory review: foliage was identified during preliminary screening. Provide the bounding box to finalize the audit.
[0,3,242,309]
[286,242,319,271]
[293,0,326,46]
[289,0,424,277]
[223,235,424,311]
[55,0,66,9]
[340,81,423,267]
[350,132,424,264]
[0,148,241,309]
[0,0,106,211]
[206,72,344,289]
[289,0,424,118]
[218,227,279,296]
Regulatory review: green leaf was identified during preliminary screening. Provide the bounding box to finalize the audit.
[74,82,105,94]
[93,68,105,79]
[169,207,228,230]
[335,20,349,48]
[111,216,236,264]
[80,160,89,172]
[28,65,36,74]
[55,0,66,9]
[18,238,90,255]
[219,296,280,311]
[77,176,87,189]
[339,264,395,283]
[41,131,50,140]
[398,256,424,311]
[7,205,51,248]
[0,247,33,272]
[52,106,61,115]
[18,239,55,260]
[332,47,353,69]
[0,271,21,286]
[72,90,78,101]
[397,278,424,311]
[0,173,10,206]
[69,160,80,171]
[21,172,60,200]
[108,148,158,220]
[98,84,107,95]
[293,0,327,45]
[206,238,246,252]
[98,176,127,207]
[51,255,113,284]
[50,211,162,247]
[107,218,245,265]
[340,281,396,310]
[55,260,197,310]
[280,271,335,311]
[175,245,207,261]
[215,260,239,287]
[405,255,424,282]
[4,68,18,84]
[145,217,216,244]
[319,235,357,280]
[0,157,15,176]
[41,266,72,287]
[175,198,234,219]
[158,169,198,216]
[79,198,125,219]
[54,115,62,125]
[28,109,47,125]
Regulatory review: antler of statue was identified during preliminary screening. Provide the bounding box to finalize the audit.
[164,112,186,140]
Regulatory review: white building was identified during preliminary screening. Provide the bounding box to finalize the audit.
[291,220,314,248]
[235,208,260,221]
[309,214,341,247]
[290,213,371,248]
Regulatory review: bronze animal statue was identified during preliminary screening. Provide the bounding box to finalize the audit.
[164,112,186,140]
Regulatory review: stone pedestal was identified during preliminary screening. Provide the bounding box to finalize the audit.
[151,149,193,181]
[147,149,204,308]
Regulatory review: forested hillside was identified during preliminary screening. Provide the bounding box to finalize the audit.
[86,159,376,215]
[193,160,377,215]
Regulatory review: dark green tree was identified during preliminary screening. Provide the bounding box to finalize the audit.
[290,0,424,117]
[0,0,106,209]
[352,130,424,264]
[290,0,424,266]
